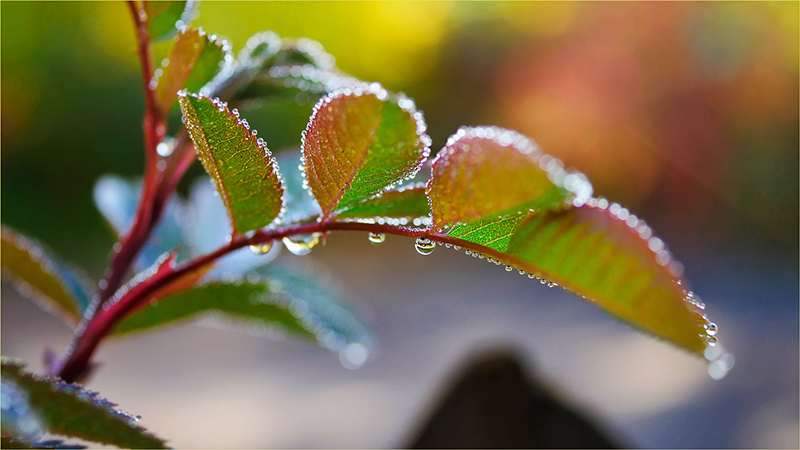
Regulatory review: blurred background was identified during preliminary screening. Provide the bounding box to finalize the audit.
[2,1,797,448]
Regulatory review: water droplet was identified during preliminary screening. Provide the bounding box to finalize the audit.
[504,265,513,272]
[249,242,273,255]
[704,322,718,336]
[707,336,718,346]
[282,233,321,256]
[415,237,435,255]
[368,232,385,245]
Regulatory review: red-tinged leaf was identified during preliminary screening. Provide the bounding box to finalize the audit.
[427,126,593,229]
[145,1,196,42]
[301,84,431,219]
[179,92,284,234]
[336,184,430,220]
[1,227,93,323]
[445,201,708,353]
[155,28,231,116]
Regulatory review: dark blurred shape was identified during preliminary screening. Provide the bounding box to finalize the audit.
[408,349,619,449]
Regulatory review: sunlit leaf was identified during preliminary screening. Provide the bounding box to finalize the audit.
[179,92,285,234]
[445,202,706,353]
[427,126,593,229]
[93,175,186,270]
[268,38,336,70]
[237,67,358,105]
[155,28,231,116]
[336,184,430,220]
[1,359,167,449]
[1,227,94,322]
[145,1,196,42]
[302,84,431,219]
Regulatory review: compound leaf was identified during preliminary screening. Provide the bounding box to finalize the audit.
[1,359,167,449]
[179,92,284,235]
[427,127,593,229]
[1,227,93,322]
[445,203,706,353]
[301,84,431,219]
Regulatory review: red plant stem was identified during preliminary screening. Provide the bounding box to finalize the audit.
[54,220,506,382]
[96,2,168,306]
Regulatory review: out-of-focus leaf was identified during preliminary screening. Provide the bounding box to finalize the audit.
[337,185,429,220]
[145,1,196,42]
[179,92,284,234]
[445,202,706,353]
[2,378,45,443]
[1,227,94,322]
[155,28,231,116]
[0,359,167,449]
[256,264,375,352]
[237,66,358,104]
[268,38,336,69]
[93,175,186,270]
[427,126,593,229]
[183,177,279,276]
[0,438,85,449]
[302,85,431,219]
[112,282,310,337]
[277,151,321,224]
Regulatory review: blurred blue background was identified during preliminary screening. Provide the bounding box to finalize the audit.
[2,2,797,448]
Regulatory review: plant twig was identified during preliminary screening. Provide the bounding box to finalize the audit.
[53,219,514,382]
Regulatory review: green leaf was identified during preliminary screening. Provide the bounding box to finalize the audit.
[154,28,231,117]
[268,38,336,69]
[427,126,593,229]
[179,92,285,234]
[445,202,707,353]
[145,1,195,42]
[236,66,358,105]
[1,359,167,449]
[336,184,430,221]
[112,282,312,338]
[1,227,94,322]
[302,84,431,219]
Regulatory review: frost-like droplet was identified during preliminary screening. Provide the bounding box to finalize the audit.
[282,233,321,256]
[415,237,435,255]
[368,232,385,245]
[249,242,273,255]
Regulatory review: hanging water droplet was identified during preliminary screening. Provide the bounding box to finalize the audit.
[282,233,321,256]
[707,336,718,346]
[249,242,273,255]
[704,322,718,336]
[368,232,385,245]
[415,237,435,255]
[504,265,513,272]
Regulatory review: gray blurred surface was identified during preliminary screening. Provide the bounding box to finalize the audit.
[2,232,797,448]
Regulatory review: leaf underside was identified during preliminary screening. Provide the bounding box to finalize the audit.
[179,93,284,234]
[302,87,430,219]
[1,227,92,322]
[156,28,228,116]
[1,359,167,449]
[336,185,430,219]
[446,205,705,353]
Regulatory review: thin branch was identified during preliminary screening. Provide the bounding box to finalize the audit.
[53,218,506,382]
